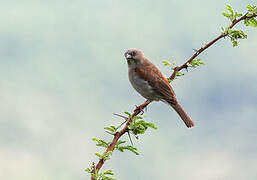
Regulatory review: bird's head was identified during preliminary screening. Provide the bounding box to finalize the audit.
[124,48,144,65]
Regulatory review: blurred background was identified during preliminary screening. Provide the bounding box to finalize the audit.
[0,0,257,179]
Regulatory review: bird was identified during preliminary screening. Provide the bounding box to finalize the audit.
[124,48,194,128]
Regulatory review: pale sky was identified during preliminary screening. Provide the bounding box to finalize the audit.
[0,0,257,180]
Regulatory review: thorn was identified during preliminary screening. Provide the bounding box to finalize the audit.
[127,131,133,146]
[193,48,198,52]
[113,113,128,120]
[115,120,128,130]
[119,120,127,127]
[105,131,115,135]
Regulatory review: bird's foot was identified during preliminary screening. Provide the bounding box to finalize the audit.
[135,104,145,115]
[134,100,151,115]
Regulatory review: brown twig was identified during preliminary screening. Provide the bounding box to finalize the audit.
[91,12,256,180]
[169,12,256,81]
[91,100,150,180]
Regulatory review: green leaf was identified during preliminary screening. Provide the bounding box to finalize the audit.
[225,4,235,21]
[226,4,233,14]
[225,28,248,47]
[162,60,176,69]
[188,58,205,68]
[116,140,126,146]
[116,145,139,155]
[95,151,113,161]
[102,151,113,160]
[104,127,114,132]
[124,111,132,118]
[92,138,110,148]
[129,120,157,135]
[222,12,230,18]
[145,122,158,129]
[85,168,91,173]
[101,175,117,180]
[175,72,184,77]
[123,145,139,155]
[95,170,116,180]
[222,4,243,22]
[249,18,257,27]
[104,126,116,133]
[91,173,98,179]
[245,18,257,27]
[232,40,238,47]
[103,170,115,175]
[235,12,242,18]
[162,60,171,66]
[95,152,101,158]
[132,115,143,121]
[247,5,257,13]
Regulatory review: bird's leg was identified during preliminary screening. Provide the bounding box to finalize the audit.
[135,100,151,115]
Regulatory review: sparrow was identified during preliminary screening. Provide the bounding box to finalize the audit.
[124,48,194,128]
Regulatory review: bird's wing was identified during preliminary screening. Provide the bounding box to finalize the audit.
[134,60,177,105]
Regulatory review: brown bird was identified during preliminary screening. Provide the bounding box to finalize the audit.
[124,48,194,128]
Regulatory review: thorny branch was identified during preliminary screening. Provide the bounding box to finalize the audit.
[91,100,150,180]
[169,13,257,81]
[91,12,256,180]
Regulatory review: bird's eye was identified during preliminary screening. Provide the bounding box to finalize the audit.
[131,51,136,56]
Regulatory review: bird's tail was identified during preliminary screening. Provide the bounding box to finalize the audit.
[170,103,195,128]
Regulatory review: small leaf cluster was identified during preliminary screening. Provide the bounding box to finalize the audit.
[104,125,118,134]
[221,19,248,46]
[162,60,176,68]
[162,58,205,80]
[244,5,257,27]
[87,138,116,179]
[85,163,95,174]
[246,5,257,15]
[175,72,185,77]
[86,168,117,180]
[222,4,256,47]
[187,58,205,68]
[129,120,158,135]
[125,112,157,138]
[93,138,111,148]
[222,4,242,22]
[87,111,157,179]
[162,60,185,78]
[115,140,139,155]
[92,138,113,160]
[225,28,247,47]
[94,151,113,161]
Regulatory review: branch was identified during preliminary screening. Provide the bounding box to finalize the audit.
[91,101,150,180]
[89,5,256,179]
[169,12,256,81]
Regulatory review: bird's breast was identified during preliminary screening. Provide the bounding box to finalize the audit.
[128,67,160,101]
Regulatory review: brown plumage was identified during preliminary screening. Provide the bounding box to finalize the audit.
[125,48,194,128]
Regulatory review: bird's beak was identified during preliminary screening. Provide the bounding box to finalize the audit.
[125,53,132,59]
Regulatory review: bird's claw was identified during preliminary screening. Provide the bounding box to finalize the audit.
[135,105,145,115]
